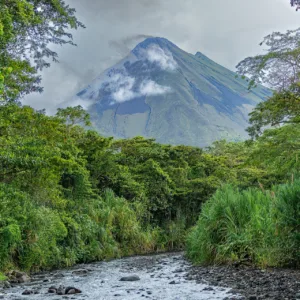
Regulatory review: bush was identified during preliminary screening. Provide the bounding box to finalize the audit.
[186,180,300,268]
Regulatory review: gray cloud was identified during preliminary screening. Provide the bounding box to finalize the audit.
[22,0,300,112]
[109,34,153,57]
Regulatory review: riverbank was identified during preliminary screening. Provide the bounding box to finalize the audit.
[1,253,299,299]
[186,263,300,300]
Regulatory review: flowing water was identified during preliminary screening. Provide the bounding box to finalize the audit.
[2,253,239,299]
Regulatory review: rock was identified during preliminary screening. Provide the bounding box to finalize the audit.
[174,268,184,273]
[22,289,33,295]
[65,286,82,294]
[169,280,176,284]
[53,273,65,278]
[18,274,31,283]
[203,286,214,291]
[3,281,11,289]
[48,286,57,293]
[66,288,76,294]
[7,270,31,283]
[14,271,24,278]
[72,269,88,275]
[296,293,300,299]
[248,296,257,300]
[120,275,140,281]
[57,285,65,295]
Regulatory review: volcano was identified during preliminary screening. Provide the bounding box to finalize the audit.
[75,37,271,147]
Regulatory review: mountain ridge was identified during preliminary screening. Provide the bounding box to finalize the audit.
[74,37,271,147]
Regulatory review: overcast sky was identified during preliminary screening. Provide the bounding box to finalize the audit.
[23,0,300,113]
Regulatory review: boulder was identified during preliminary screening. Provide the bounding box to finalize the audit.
[6,270,31,283]
[65,286,82,294]
[22,290,33,295]
[18,274,31,283]
[120,275,140,281]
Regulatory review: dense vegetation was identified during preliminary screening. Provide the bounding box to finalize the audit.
[0,103,270,273]
[0,0,299,278]
[187,15,300,268]
[0,100,298,274]
[187,181,300,267]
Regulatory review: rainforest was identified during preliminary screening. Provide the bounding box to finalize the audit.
[0,1,299,293]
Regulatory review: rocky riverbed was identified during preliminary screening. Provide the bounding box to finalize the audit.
[187,262,300,300]
[0,253,299,299]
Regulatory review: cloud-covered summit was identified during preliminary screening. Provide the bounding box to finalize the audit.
[22,0,299,113]
[82,36,271,147]
[73,37,177,105]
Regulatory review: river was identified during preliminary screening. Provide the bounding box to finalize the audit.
[2,253,239,299]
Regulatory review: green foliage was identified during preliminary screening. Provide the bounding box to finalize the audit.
[56,105,91,126]
[0,0,297,274]
[246,86,300,138]
[0,0,84,102]
[0,272,6,281]
[0,104,234,272]
[0,100,297,272]
[186,180,300,268]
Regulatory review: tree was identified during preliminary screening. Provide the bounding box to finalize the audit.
[236,5,300,137]
[247,85,300,138]
[250,124,300,178]
[56,105,91,126]
[291,0,300,10]
[236,28,300,91]
[0,0,84,102]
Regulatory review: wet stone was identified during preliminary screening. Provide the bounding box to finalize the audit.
[72,269,88,275]
[119,275,140,281]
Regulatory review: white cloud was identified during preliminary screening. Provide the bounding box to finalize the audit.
[139,80,172,96]
[112,83,136,103]
[102,71,172,103]
[145,45,178,71]
[106,73,137,102]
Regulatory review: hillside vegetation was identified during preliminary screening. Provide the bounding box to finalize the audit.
[0,104,262,272]
[0,102,298,273]
[0,0,299,275]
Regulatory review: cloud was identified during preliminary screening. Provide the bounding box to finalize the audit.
[139,80,172,95]
[101,72,172,103]
[109,34,153,56]
[145,45,178,71]
[22,0,300,113]
[110,74,137,102]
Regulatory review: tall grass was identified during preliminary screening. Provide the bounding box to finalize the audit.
[186,180,300,267]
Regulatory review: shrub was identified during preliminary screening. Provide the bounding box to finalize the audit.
[186,180,300,268]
